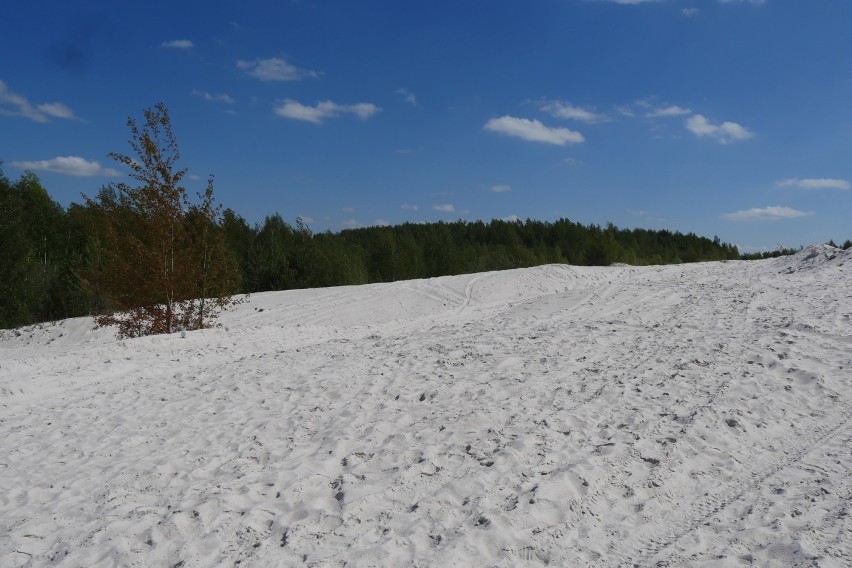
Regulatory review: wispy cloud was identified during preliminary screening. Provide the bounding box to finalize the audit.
[237,57,318,81]
[720,0,765,4]
[395,88,418,107]
[722,206,813,221]
[192,90,235,104]
[682,8,700,16]
[776,178,850,190]
[10,156,121,177]
[489,184,512,193]
[400,204,419,211]
[161,39,194,49]
[434,204,455,212]
[541,100,606,123]
[686,114,753,143]
[615,105,636,118]
[273,99,380,124]
[36,102,76,120]
[646,105,692,118]
[484,116,584,146]
[0,81,78,123]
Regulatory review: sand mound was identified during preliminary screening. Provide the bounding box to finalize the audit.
[773,243,844,274]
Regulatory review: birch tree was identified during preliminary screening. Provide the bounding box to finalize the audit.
[87,103,237,338]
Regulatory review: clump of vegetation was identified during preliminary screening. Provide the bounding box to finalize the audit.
[83,103,240,338]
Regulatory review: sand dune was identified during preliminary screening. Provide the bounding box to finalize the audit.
[2,245,851,567]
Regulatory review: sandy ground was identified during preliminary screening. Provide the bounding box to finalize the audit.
[1,245,850,567]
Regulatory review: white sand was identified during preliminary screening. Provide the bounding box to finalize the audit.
[2,245,851,567]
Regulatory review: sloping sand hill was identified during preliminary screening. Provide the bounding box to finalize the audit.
[2,246,850,567]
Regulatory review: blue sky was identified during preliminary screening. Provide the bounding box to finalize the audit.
[2,0,851,251]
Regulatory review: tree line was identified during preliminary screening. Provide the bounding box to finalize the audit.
[0,167,743,332]
[4,103,844,333]
[225,215,743,295]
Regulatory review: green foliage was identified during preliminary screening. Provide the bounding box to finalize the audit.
[0,166,71,328]
[739,246,802,260]
[224,216,743,295]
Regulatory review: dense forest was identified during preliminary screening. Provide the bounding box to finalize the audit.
[2,164,848,331]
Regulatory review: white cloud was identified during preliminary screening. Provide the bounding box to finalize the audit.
[484,116,584,146]
[396,88,418,106]
[342,207,356,213]
[722,206,813,221]
[37,102,77,120]
[237,57,318,81]
[298,216,316,224]
[686,114,753,143]
[192,90,235,104]
[682,8,700,16]
[341,219,360,228]
[161,39,194,49]
[434,204,455,212]
[10,156,121,177]
[347,103,381,119]
[273,99,380,124]
[371,219,390,227]
[541,101,606,123]
[647,105,692,118]
[776,178,850,190]
[490,184,512,193]
[720,0,765,4]
[0,81,78,123]
[400,204,419,211]
[503,215,521,222]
